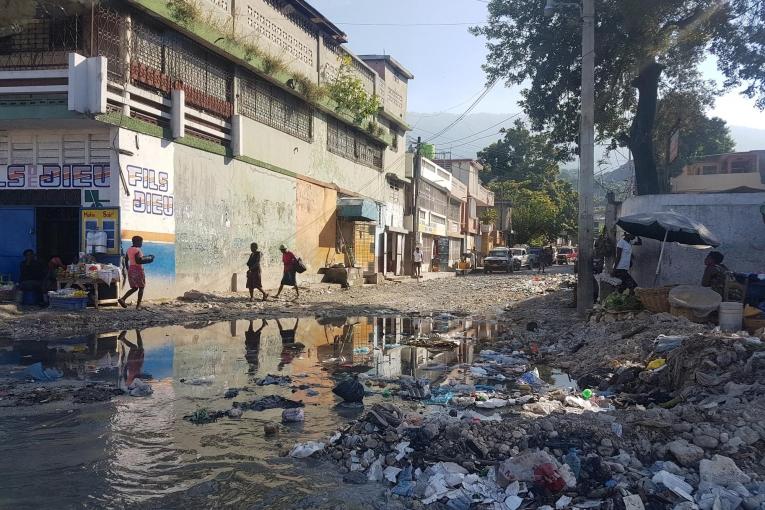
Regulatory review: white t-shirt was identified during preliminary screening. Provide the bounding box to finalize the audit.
[413,250,424,263]
[615,239,633,270]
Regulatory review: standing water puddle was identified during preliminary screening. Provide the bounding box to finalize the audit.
[0,316,574,509]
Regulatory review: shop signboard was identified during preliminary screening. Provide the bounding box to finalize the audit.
[81,208,120,255]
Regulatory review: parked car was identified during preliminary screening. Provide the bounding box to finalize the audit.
[510,247,533,270]
[483,247,513,273]
[528,247,544,268]
[556,246,577,265]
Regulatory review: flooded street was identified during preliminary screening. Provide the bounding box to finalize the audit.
[0,315,573,509]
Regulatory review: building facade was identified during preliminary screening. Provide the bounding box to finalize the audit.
[671,150,765,193]
[0,0,412,296]
[435,159,496,256]
[405,155,466,272]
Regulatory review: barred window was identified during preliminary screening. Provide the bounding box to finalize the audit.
[327,119,383,170]
[239,74,313,142]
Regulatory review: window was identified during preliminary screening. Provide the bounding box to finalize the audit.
[702,165,718,175]
[327,119,384,170]
[730,158,752,174]
[390,127,399,152]
[239,74,313,141]
[430,214,446,227]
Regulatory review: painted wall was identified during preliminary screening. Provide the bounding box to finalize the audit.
[171,141,297,295]
[295,179,339,271]
[238,113,390,203]
[117,130,177,296]
[618,192,765,287]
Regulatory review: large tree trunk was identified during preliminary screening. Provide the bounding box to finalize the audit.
[629,62,663,195]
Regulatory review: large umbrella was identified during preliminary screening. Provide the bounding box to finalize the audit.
[616,211,720,285]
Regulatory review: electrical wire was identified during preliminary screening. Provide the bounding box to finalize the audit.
[422,78,499,143]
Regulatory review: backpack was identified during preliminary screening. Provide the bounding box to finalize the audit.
[294,257,307,274]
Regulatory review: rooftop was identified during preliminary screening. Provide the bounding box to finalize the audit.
[358,54,414,80]
[286,0,348,42]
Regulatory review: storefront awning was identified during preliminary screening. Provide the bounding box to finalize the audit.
[337,197,378,222]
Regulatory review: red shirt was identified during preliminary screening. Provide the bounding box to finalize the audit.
[282,251,297,272]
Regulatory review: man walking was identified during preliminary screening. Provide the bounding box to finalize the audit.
[274,244,299,300]
[612,232,641,293]
[413,246,424,279]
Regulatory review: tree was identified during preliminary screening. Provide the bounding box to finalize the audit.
[477,120,569,186]
[472,0,765,195]
[488,181,577,244]
[653,90,735,191]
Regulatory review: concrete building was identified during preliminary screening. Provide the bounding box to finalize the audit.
[0,0,412,297]
[405,155,466,271]
[434,159,496,256]
[671,150,765,193]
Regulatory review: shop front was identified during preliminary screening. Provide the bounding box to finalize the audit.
[337,197,380,275]
[0,129,122,304]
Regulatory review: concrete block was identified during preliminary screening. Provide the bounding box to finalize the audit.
[171,89,185,139]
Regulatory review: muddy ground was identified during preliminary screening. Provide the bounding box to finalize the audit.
[0,269,576,341]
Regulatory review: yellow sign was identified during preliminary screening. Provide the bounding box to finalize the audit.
[81,208,120,255]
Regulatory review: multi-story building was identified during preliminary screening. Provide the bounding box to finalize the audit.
[671,150,765,193]
[405,155,466,272]
[0,0,412,296]
[434,159,496,255]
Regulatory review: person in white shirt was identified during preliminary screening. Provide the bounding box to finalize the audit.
[413,246,424,278]
[612,232,641,292]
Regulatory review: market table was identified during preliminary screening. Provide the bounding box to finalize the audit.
[56,276,121,310]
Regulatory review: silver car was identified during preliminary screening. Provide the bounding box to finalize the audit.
[483,247,513,273]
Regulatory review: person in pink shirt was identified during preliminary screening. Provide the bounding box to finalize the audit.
[119,236,147,309]
[274,244,299,300]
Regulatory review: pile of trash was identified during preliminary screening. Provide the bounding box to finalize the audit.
[283,323,765,509]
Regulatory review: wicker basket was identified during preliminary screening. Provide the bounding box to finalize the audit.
[636,286,672,313]
[669,305,709,324]
[744,316,765,334]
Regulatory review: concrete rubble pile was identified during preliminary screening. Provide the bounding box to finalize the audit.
[288,321,765,509]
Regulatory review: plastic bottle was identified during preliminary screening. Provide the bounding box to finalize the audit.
[581,388,593,400]
[564,448,581,478]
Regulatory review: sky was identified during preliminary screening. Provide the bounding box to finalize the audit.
[310,0,765,130]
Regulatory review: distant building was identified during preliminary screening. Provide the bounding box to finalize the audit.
[434,159,496,255]
[405,155,466,271]
[671,150,765,193]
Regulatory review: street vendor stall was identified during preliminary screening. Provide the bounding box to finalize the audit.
[52,263,121,310]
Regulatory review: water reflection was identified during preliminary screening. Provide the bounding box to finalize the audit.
[0,315,514,508]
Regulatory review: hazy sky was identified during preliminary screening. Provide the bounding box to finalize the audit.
[310,0,765,129]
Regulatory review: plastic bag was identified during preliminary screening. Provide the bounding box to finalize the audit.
[289,441,324,458]
[332,378,365,403]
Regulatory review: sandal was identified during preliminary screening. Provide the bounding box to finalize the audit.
[117,299,127,309]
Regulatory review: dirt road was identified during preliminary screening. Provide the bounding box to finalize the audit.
[0,268,576,341]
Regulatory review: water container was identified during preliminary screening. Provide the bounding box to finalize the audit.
[719,302,743,332]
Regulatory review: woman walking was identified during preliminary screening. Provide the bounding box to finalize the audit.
[118,236,147,309]
[274,244,299,301]
[246,242,268,301]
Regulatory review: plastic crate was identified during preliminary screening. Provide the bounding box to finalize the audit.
[49,296,88,310]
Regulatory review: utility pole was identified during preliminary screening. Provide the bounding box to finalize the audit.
[412,137,422,264]
[577,0,595,317]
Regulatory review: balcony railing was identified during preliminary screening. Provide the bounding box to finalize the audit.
[0,16,84,70]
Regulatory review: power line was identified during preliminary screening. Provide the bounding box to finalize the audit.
[423,79,498,143]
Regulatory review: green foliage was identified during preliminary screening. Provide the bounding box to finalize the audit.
[653,90,735,191]
[167,0,201,26]
[478,120,569,187]
[327,56,382,124]
[480,121,578,244]
[489,180,577,245]
[261,52,287,76]
[472,0,765,157]
[365,120,387,138]
[603,291,643,312]
[291,72,326,102]
[479,208,498,225]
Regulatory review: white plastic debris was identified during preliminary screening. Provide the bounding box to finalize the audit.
[476,398,511,409]
[394,441,413,461]
[556,495,572,509]
[367,457,384,482]
[383,466,402,483]
[652,470,694,501]
[128,378,153,397]
[289,441,325,458]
